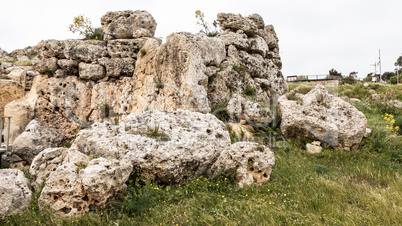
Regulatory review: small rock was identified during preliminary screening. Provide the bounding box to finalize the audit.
[240,119,247,125]
[350,98,360,103]
[364,128,372,138]
[364,82,369,87]
[371,94,381,100]
[306,143,322,154]
[387,100,402,109]
[311,141,321,146]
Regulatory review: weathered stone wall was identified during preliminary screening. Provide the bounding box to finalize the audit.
[5,10,287,140]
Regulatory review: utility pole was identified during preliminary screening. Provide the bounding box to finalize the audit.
[371,62,378,82]
[378,49,382,82]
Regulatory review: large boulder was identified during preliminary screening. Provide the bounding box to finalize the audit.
[57,59,79,76]
[209,142,275,188]
[4,100,34,143]
[227,94,273,126]
[11,120,64,164]
[101,10,157,41]
[38,158,132,216]
[98,57,136,78]
[107,38,150,58]
[63,40,108,63]
[34,76,92,139]
[29,147,88,189]
[70,109,231,183]
[36,40,66,59]
[78,63,106,81]
[217,13,259,36]
[0,169,32,216]
[35,57,58,74]
[278,85,367,150]
[7,68,26,88]
[0,48,8,58]
[0,80,24,117]
[131,33,216,113]
[4,74,41,144]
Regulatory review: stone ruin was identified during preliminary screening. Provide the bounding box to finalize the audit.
[0,10,284,216]
[0,10,371,217]
[1,10,287,143]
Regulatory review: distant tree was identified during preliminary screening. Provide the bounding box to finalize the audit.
[382,71,395,82]
[68,14,103,40]
[362,73,373,82]
[390,76,397,84]
[327,68,342,80]
[349,71,358,78]
[342,71,358,84]
[395,55,402,67]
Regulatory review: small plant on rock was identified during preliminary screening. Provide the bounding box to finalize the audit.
[68,14,103,40]
[144,124,169,140]
[88,153,102,161]
[195,10,221,37]
[245,85,256,96]
[139,49,147,57]
[211,102,230,122]
[75,161,88,172]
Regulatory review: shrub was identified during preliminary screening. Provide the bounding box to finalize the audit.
[211,102,230,122]
[244,85,256,96]
[296,86,312,94]
[393,115,402,135]
[342,75,357,85]
[232,64,246,75]
[390,76,397,84]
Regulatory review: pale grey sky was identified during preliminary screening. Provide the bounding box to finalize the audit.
[1,0,401,78]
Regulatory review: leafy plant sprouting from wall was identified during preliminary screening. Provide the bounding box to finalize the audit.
[68,14,103,40]
[195,10,221,37]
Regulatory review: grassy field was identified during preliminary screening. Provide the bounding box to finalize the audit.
[2,82,401,225]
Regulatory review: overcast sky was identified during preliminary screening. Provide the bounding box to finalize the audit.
[1,0,401,78]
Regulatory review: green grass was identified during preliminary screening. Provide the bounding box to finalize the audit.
[0,57,32,66]
[2,83,401,225]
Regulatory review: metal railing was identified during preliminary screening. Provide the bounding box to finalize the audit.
[0,116,11,168]
[287,74,342,82]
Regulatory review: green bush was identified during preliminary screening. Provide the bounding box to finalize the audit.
[390,76,397,84]
[394,115,402,135]
[245,85,256,96]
